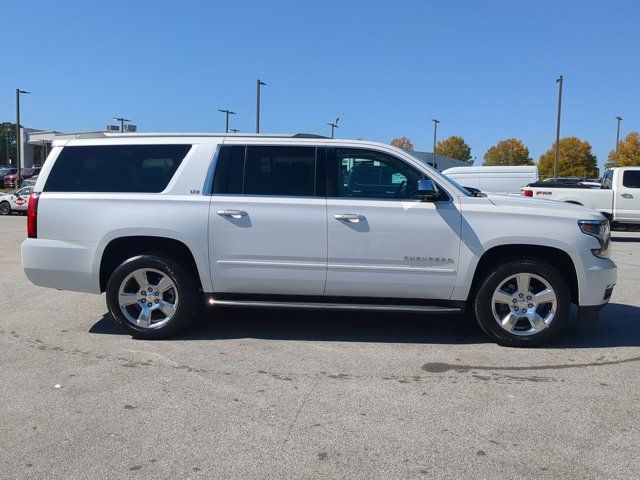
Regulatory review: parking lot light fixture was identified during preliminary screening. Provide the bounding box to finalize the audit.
[256,79,266,133]
[113,117,131,133]
[218,109,237,133]
[327,117,340,139]
[431,119,440,169]
[16,89,31,187]
[615,116,623,167]
[554,75,563,180]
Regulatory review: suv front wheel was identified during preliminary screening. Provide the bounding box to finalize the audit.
[473,259,571,347]
[106,255,200,339]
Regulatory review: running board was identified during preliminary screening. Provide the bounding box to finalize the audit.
[210,299,462,313]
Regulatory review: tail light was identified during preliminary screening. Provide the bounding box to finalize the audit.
[523,189,533,197]
[27,193,40,238]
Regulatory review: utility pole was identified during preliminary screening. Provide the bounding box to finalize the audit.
[554,75,563,180]
[614,116,623,166]
[431,119,440,169]
[16,89,30,187]
[327,117,340,138]
[217,109,237,133]
[256,79,266,133]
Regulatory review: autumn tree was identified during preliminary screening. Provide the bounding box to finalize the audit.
[538,137,598,179]
[605,132,640,169]
[435,135,472,163]
[483,138,533,166]
[390,136,414,151]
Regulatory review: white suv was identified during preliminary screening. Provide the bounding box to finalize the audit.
[22,133,617,346]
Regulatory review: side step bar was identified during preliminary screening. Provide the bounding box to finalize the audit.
[210,299,462,313]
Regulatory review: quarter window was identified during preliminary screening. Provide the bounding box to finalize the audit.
[44,145,191,193]
[622,171,640,189]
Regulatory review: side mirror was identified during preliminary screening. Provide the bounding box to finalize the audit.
[417,179,439,201]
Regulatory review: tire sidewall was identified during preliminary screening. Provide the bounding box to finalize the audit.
[474,259,571,347]
[0,202,10,215]
[106,255,198,339]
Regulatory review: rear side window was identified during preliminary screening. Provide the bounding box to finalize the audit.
[622,170,640,189]
[44,144,191,193]
[213,145,317,197]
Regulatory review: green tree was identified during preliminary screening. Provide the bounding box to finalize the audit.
[0,122,17,166]
[538,137,598,179]
[435,135,472,163]
[483,138,533,166]
[390,136,414,151]
[605,132,640,169]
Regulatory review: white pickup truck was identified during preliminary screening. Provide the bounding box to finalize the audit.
[523,167,640,228]
[21,133,617,346]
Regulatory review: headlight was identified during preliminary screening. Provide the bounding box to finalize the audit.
[578,219,611,259]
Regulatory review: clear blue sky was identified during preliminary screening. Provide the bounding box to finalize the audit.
[3,0,638,170]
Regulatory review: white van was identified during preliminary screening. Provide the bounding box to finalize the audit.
[442,166,538,194]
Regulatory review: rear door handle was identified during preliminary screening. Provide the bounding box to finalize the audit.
[334,213,366,222]
[621,193,633,199]
[217,209,248,218]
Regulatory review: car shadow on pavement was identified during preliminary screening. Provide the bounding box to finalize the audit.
[89,302,640,348]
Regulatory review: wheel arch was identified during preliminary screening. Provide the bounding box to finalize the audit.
[99,235,208,293]
[469,244,579,305]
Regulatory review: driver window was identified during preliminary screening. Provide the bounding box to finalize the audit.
[335,149,423,200]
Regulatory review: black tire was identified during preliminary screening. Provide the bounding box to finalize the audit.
[0,201,11,216]
[473,258,571,347]
[106,255,200,339]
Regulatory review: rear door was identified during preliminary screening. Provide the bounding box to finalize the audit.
[616,169,640,222]
[209,144,327,295]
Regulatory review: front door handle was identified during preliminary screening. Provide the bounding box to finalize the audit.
[334,213,366,222]
[217,209,248,218]
[621,193,633,199]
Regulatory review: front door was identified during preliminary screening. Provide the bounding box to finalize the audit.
[11,186,33,211]
[617,170,640,222]
[325,148,462,300]
[209,144,327,295]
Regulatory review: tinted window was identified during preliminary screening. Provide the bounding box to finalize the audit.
[622,171,640,189]
[602,170,613,189]
[213,146,317,197]
[44,144,191,193]
[331,148,425,200]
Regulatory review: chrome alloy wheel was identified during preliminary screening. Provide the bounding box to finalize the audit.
[117,268,179,329]
[491,272,557,336]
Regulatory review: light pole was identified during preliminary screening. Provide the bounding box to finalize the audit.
[327,117,340,139]
[614,116,623,166]
[554,75,563,180]
[217,109,236,133]
[113,117,131,132]
[5,130,9,166]
[16,89,30,187]
[256,79,266,133]
[431,119,440,169]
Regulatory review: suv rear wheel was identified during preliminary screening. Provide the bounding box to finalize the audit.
[473,259,571,347]
[106,255,199,339]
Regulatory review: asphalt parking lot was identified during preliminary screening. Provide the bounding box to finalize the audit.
[1,216,640,479]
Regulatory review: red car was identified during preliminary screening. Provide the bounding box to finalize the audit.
[3,167,41,189]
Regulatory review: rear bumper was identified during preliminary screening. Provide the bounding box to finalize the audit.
[21,238,101,293]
